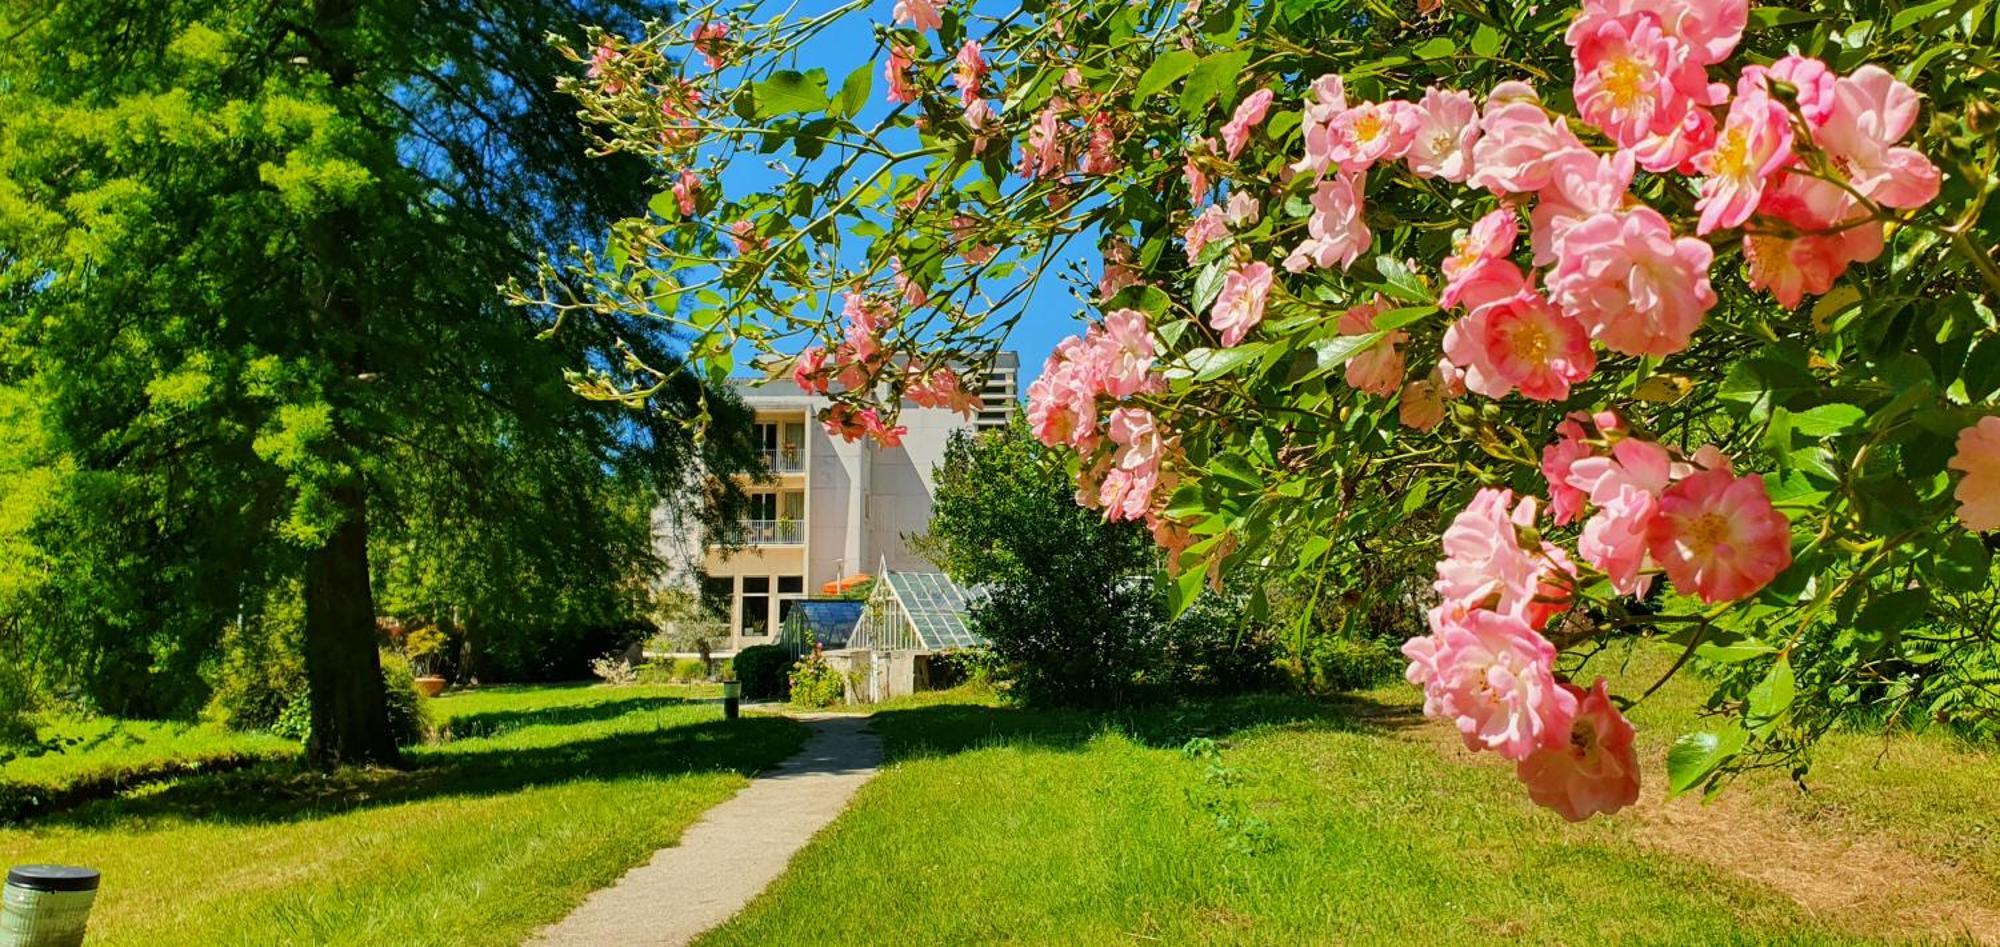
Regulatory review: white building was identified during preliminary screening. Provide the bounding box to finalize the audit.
[668,353,1017,653]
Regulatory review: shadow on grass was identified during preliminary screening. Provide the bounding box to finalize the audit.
[435,694,711,741]
[868,690,1429,765]
[36,713,805,832]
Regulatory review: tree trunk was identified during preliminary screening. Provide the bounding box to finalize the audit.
[302,481,399,768]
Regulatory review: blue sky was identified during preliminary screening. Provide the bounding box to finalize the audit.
[703,1,1094,391]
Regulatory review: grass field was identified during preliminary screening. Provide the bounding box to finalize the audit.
[0,683,802,946]
[701,648,2000,946]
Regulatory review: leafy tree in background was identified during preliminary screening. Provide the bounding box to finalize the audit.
[925,421,1158,706]
[0,1,756,765]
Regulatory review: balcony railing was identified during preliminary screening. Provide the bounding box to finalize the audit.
[743,519,803,545]
[759,446,806,473]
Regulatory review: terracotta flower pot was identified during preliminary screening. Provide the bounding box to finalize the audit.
[414,675,447,698]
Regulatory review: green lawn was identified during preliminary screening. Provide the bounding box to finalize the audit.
[0,682,803,946]
[701,653,2000,946]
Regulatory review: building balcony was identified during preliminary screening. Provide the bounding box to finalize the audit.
[744,519,804,545]
[759,446,807,474]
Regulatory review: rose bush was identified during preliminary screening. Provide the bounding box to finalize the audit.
[514,0,2000,817]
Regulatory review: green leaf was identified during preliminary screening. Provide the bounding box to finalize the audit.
[1369,255,1432,303]
[753,69,829,118]
[1666,726,1748,796]
[1179,50,1251,116]
[1746,657,1795,735]
[1186,344,1268,381]
[1469,25,1502,57]
[1962,335,2000,402]
[1412,36,1456,60]
[1135,50,1199,101]
[1311,333,1384,372]
[1937,533,1993,592]
[646,192,677,221]
[834,63,873,119]
[1168,560,1207,617]
[1788,403,1866,437]
[1857,587,1929,637]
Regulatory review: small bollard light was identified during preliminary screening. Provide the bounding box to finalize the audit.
[721,679,742,720]
[0,865,99,947]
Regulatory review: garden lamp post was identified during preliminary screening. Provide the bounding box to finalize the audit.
[0,865,99,947]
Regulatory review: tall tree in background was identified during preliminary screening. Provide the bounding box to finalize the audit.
[0,1,754,765]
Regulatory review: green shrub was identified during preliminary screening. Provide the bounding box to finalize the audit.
[0,659,38,751]
[671,657,707,682]
[272,651,432,747]
[734,644,791,700]
[204,588,306,732]
[1295,635,1403,694]
[787,651,844,708]
[1157,593,1285,696]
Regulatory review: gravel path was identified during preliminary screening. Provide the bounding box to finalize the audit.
[530,714,882,947]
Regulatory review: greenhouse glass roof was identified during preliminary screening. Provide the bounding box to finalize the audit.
[784,599,863,650]
[849,571,988,651]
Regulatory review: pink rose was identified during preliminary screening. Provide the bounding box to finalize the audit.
[1323,100,1419,173]
[1435,488,1574,629]
[892,0,944,32]
[1220,88,1275,160]
[1467,84,1589,195]
[1440,209,1520,308]
[1418,608,1578,761]
[1283,172,1371,272]
[1183,204,1230,259]
[1210,262,1274,347]
[954,40,987,106]
[1566,0,1747,66]
[1516,678,1641,821]
[692,21,730,70]
[793,346,829,394]
[672,169,701,216]
[1949,417,2000,532]
[1743,173,1879,309]
[1443,279,1597,402]
[1338,295,1407,397]
[1811,64,1941,210]
[1739,55,1836,126]
[1569,11,1716,149]
[1629,99,1717,174]
[1096,308,1158,398]
[885,44,918,104]
[1546,206,1716,357]
[1295,74,1352,174]
[1224,191,1261,228]
[1646,467,1793,603]
[1404,87,1481,182]
[1541,417,1595,526]
[1529,149,1633,266]
[1693,85,1794,234]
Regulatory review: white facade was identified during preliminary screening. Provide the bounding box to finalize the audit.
[666,354,1017,653]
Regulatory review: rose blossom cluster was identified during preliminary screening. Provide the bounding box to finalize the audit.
[1175,0,1939,416]
[1541,413,1793,603]
[1023,310,1189,553]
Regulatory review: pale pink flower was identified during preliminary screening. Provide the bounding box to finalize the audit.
[1109,406,1162,472]
[1647,468,1793,603]
[1517,679,1641,822]
[954,40,987,106]
[1467,85,1588,195]
[1569,11,1713,149]
[1630,99,1717,174]
[1541,417,1596,526]
[1097,467,1158,522]
[1440,209,1520,309]
[729,220,762,254]
[1435,489,1574,628]
[1567,0,1747,66]
[885,44,918,104]
[1743,173,1877,309]
[1097,308,1158,398]
[1530,148,1634,266]
[672,169,701,216]
[823,403,868,441]
[1323,99,1419,172]
[1404,87,1481,182]
[692,22,730,70]
[1400,376,1447,432]
[1224,191,1261,228]
[1220,88,1275,160]
[1739,55,1836,126]
[1435,356,1466,399]
[861,408,907,447]
[1184,143,1211,202]
[892,259,927,308]
[1295,74,1352,174]
[1420,609,1577,761]
[1026,340,1100,453]
[793,346,829,394]
[1579,487,1660,597]
[1210,262,1274,347]
[1813,64,1941,210]
[1949,417,2000,532]
[1693,85,1794,234]
[1444,281,1597,402]
[1568,436,1676,507]
[1183,204,1230,259]
[892,0,943,32]
[1283,172,1371,272]
[1081,114,1121,174]
[1018,104,1067,179]
[1547,206,1716,357]
[1338,295,1407,397]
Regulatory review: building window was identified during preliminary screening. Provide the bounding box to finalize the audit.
[776,575,805,634]
[700,576,733,623]
[741,576,770,636]
[745,491,803,544]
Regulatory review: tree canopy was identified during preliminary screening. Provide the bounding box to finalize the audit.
[0,0,757,763]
